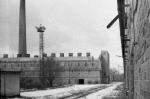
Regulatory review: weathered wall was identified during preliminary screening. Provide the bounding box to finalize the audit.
[100,51,110,84]
[0,56,101,88]
[0,71,20,97]
[0,58,42,88]
[125,0,150,98]
[46,57,101,86]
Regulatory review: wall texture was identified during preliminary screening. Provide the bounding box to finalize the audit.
[0,56,103,88]
[0,58,41,88]
[125,0,150,98]
[100,51,110,84]
[0,71,20,97]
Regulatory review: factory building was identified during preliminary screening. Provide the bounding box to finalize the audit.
[100,51,110,84]
[47,53,101,86]
[0,52,109,89]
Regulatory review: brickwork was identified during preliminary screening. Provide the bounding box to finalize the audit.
[125,0,150,98]
[0,55,102,88]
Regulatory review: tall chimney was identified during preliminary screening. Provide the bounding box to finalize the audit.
[17,0,29,57]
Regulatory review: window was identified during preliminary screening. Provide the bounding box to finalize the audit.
[78,63,80,66]
[85,62,88,66]
[92,62,94,66]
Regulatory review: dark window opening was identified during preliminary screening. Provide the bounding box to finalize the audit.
[78,79,84,84]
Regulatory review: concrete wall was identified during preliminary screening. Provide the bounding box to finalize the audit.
[0,58,41,88]
[45,57,101,86]
[125,0,150,98]
[0,56,101,88]
[0,71,20,97]
[51,70,101,86]
[100,51,110,84]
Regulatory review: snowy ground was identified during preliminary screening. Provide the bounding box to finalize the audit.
[21,82,122,99]
[21,84,106,98]
[79,82,123,99]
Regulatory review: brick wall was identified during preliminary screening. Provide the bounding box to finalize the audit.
[125,0,150,98]
[0,57,102,88]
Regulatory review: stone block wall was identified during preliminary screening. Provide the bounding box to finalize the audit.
[0,57,102,89]
[125,0,150,98]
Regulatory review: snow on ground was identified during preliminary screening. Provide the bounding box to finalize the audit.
[21,82,122,99]
[21,84,107,98]
[79,82,123,99]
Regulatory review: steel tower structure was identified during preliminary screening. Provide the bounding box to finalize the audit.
[36,24,46,58]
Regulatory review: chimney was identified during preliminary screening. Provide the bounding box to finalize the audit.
[3,54,8,58]
[51,53,56,57]
[17,0,30,57]
[77,53,82,57]
[68,53,73,57]
[60,53,64,57]
[86,52,90,57]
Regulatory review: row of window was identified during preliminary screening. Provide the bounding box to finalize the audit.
[60,62,98,67]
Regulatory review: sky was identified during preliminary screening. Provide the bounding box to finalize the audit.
[0,0,123,71]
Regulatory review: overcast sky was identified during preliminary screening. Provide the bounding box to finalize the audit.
[0,0,123,71]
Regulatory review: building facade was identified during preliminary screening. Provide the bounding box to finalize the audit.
[100,51,110,84]
[48,53,101,86]
[0,52,110,89]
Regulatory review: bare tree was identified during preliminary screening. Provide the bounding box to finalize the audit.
[110,68,124,82]
[45,57,63,87]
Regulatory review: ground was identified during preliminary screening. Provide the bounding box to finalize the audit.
[102,83,126,99]
[20,82,124,99]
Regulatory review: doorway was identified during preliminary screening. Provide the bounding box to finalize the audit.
[78,79,84,84]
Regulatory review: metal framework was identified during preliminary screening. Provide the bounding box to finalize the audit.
[35,24,46,58]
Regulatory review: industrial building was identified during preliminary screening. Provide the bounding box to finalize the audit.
[0,0,111,97]
[47,53,101,86]
[0,52,110,89]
